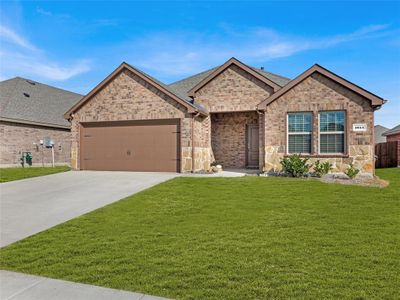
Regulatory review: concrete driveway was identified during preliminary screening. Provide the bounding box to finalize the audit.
[0,171,178,247]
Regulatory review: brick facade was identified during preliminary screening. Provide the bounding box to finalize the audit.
[191,65,274,169]
[0,121,71,167]
[70,69,199,172]
[211,112,258,168]
[262,73,375,174]
[68,62,380,175]
[193,64,274,112]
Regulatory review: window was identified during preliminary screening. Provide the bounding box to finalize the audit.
[319,111,345,154]
[287,112,312,154]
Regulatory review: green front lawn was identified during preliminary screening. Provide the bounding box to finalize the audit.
[1,169,399,299]
[0,166,70,183]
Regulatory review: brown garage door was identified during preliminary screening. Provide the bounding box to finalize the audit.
[80,119,180,172]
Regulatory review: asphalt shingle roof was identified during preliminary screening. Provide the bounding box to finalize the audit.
[251,67,291,87]
[2,63,290,125]
[167,65,291,105]
[383,124,400,136]
[374,125,389,143]
[0,77,82,128]
[168,67,218,100]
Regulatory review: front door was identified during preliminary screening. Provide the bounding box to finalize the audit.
[246,124,259,167]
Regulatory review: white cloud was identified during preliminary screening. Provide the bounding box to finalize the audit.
[36,8,52,17]
[0,25,37,51]
[4,53,91,80]
[0,24,90,81]
[36,7,71,19]
[123,24,392,79]
[35,61,90,80]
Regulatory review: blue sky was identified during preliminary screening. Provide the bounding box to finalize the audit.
[0,1,399,128]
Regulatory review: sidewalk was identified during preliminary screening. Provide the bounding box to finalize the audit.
[182,168,259,177]
[0,270,169,300]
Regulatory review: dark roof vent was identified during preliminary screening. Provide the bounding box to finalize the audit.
[26,80,36,85]
[23,92,30,98]
[260,67,264,70]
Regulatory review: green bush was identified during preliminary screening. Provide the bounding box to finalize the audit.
[345,164,360,179]
[280,154,312,178]
[314,160,333,177]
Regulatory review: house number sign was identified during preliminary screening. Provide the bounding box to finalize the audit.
[352,123,367,132]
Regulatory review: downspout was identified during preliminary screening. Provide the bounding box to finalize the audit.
[372,108,375,177]
[191,112,201,173]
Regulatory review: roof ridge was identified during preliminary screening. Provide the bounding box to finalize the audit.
[383,124,400,136]
[168,66,220,86]
[12,76,84,97]
[169,61,291,95]
[251,67,291,82]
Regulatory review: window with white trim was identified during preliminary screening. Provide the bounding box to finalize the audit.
[287,112,312,154]
[319,111,345,154]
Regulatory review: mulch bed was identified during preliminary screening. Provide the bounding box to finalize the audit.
[320,174,389,188]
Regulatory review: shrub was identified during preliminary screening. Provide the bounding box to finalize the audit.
[280,154,312,178]
[314,160,333,177]
[345,164,360,179]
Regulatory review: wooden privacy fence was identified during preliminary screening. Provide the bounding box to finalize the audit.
[375,141,399,168]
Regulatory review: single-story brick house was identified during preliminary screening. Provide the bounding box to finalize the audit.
[64,57,386,174]
[374,125,389,144]
[0,77,82,167]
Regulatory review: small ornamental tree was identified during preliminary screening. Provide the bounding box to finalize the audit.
[280,154,312,178]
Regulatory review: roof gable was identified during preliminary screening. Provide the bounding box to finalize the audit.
[257,64,386,110]
[64,62,207,119]
[187,57,282,97]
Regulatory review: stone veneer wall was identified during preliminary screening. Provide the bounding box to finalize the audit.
[0,121,71,167]
[263,73,375,174]
[211,112,258,168]
[70,69,194,172]
[193,115,212,171]
[193,65,274,112]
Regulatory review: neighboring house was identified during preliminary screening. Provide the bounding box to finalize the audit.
[374,125,388,144]
[383,124,400,142]
[64,57,386,175]
[383,124,400,166]
[0,77,82,167]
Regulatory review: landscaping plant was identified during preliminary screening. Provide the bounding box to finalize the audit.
[314,160,333,177]
[280,154,312,177]
[345,163,360,179]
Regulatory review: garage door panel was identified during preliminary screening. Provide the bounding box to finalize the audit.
[81,120,180,172]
